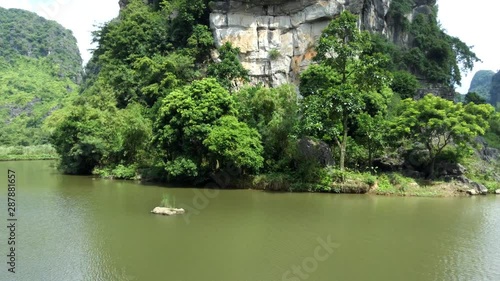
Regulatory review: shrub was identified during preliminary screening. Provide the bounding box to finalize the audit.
[93,164,138,180]
[160,194,176,208]
[252,173,293,191]
[269,48,280,60]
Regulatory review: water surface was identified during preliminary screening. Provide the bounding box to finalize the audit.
[1,161,499,281]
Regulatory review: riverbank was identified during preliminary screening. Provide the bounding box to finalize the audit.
[89,163,500,198]
[242,171,499,197]
[0,145,59,161]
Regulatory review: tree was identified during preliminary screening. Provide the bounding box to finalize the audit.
[300,11,390,170]
[464,92,487,104]
[405,12,479,86]
[49,96,152,175]
[153,78,237,177]
[391,94,494,178]
[186,24,214,63]
[234,84,299,171]
[204,116,264,173]
[355,113,387,167]
[390,70,419,99]
[207,42,249,90]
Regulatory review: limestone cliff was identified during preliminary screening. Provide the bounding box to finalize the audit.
[119,0,443,92]
[490,71,500,106]
[209,0,435,86]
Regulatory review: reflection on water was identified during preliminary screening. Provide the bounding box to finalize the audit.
[1,161,499,281]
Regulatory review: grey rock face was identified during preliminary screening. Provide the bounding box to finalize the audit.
[209,0,435,86]
[436,163,467,177]
[210,0,393,86]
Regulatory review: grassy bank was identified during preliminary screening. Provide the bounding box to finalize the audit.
[246,170,477,197]
[0,145,59,161]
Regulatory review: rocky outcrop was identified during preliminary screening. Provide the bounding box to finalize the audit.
[298,137,334,167]
[151,207,186,216]
[209,0,436,86]
[476,137,500,163]
[469,182,488,195]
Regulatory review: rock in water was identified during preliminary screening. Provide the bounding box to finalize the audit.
[151,207,185,216]
[495,189,500,195]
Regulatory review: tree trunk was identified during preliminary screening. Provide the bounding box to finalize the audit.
[429,156,436,179]
[340,113,348,171]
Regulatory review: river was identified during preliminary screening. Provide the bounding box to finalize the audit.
[1,161,499,281]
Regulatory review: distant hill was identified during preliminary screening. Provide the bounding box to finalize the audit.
[0,7,82,146]
[490,71,500,107]
[468,70,495,102]
[0,7,82,82]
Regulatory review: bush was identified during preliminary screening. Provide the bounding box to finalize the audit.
[269,48,280,60]
[164,157,199,179]
[93,164,138,180]
[0,145,58,161]
[160,193,176,208]
[376,174,394,192]
[252,173,293,191]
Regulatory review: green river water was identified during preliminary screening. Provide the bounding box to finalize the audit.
[1,161,499,281]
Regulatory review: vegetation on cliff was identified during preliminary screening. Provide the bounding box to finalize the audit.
[0,7,82,150]
[0,7,82,82]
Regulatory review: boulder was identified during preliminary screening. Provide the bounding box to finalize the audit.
[470,182,488,195]
[455,175,472,185]
[151,207,185,216]
[373,156,403,172]
[495,189,500,195]
[298,137,334,167]
[467,189,479,196]
[435,162,466,178]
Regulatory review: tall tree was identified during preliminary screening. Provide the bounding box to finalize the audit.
[391,94,494,178]
[300,11,391,170]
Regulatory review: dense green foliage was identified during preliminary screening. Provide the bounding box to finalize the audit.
[464,92,487,105]
[234,85,299,172]
[0,145,58,161]
[376,1,479,88]
[468,70,495,102]
[0,56,79,146]
[0,7,82,82]
[42,2,496,194]
[391,94,494,178]
[50,100,151,174]
[153,78,255,179]
[207,42,249,90]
